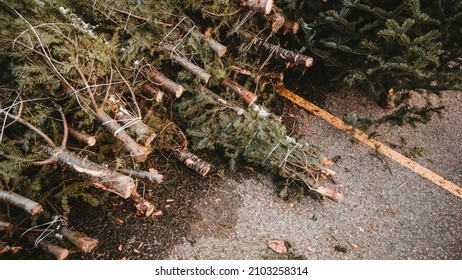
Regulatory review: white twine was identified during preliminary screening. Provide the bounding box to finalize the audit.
[279,142,300,168]
[20,215,66,247]
[159,17,186,46]
[261,139,282,164]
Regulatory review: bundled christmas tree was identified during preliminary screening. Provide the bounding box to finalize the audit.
[282,0,461,105]
[0,0,339,258]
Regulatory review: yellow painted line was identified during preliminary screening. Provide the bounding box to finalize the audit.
[276,85,462,199]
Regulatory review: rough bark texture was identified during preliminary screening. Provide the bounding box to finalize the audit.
[60,226,98,253]
[68,127,96,146]
[120,168,164,183]
[180,25,228,57]
[171,53,211,84]
[175,150,212,176]
[221,78,258,106]
[26,235,69,260]
[203,87,245,115]
[239,30,313,67]
[96,108,149,162]
[44,147,136,199]
[148,69,184,98]
[0,190,43,216]
[111,101,157,147]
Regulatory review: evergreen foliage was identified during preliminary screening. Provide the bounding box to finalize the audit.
[284,0,461,101]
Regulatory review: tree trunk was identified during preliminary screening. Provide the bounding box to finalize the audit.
[25,234,69,260]
[96,108,149,162]
[108,99,157,148]
[221,78,258,106]
[175,150,212,176]
[68,127,96,146]
[239,29,313,67]
[171,53,211,84]
[59,226,98,253]
[180,24,228,57]
[120,168,164,183]
[202,87,245,115]
[44,147,136,199]
[0,190,43,216]
[148,69,184,98]
[142,83,164,102]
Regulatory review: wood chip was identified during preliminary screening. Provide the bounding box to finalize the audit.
[267,240,288,254]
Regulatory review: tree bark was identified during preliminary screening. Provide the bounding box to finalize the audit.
[239,29,313,67]
[242,0,273,14]
[148,69,184,98]
[175,150,212,176]
[180,25,227,57]
[221,78,258,106]
[109,99,157,148]
[0,190,43,216]
[171,53,211,84]
[202,87,245,115]
[44,146,136,199]
[68,127,96,146]
[25,234,69,260]
[0,221,13,231]
[120,168,164,183]
[96,108,149,162]
[59,226,98,253]
[142,83,164,102]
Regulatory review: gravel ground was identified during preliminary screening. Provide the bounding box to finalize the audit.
[169,90,462,260]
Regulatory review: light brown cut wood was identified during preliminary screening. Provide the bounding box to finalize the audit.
[68,127,96,146]
[0,190,43,216]
[96,109,149,162]
[149,69,184,98]
[221,78,258,106]
[60,226,98,253]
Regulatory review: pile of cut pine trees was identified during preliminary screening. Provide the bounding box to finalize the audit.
[0,0,339,259]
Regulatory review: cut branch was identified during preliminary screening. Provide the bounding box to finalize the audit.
[25,235,68,260]
[241,0,274,14]
[142,83,164,102]
[120,168,164,183]
[171,53,211,84]
[68,127,96,146]
[59,226,98,253]
[202,87,245,115]
[44,146,136,199]
[221,78,258,106]
[109,98,157,147]
[148,69,184,98]
[239,29,313,67]
[96,108,149,162]
[0,190,43,216]
[180,24,227,57]
[175,150,212,176]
